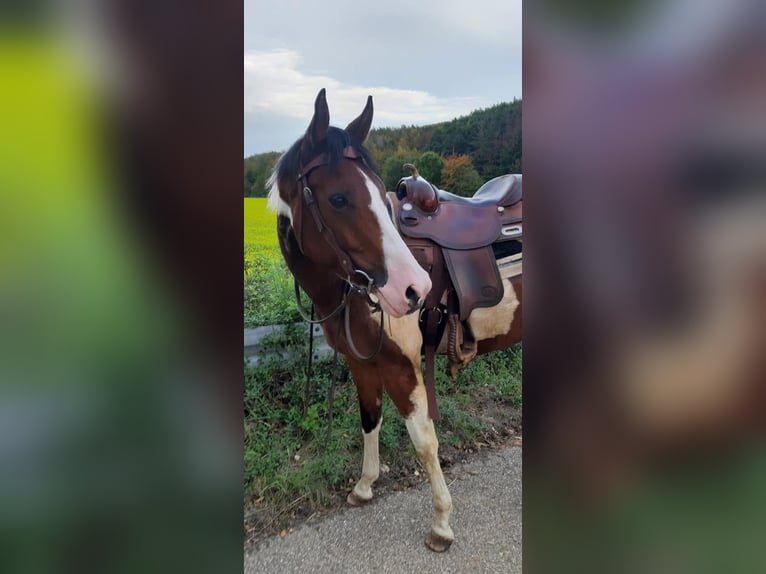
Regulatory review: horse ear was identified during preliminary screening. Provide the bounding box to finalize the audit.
[345,95,373,143]
[301,88,330,157]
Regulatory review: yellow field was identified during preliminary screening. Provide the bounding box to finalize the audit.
[244,198,280,262]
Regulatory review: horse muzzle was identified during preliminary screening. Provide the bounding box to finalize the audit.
[375,272,431,318]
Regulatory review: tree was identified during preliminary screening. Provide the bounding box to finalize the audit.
[428,100,521,180]
[244,152,281,197]
[414,151,444,186]
[380,148,421,190]
[245,168,256,197]
[440,154,483,197]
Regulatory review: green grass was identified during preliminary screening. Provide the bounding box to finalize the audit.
[244,198,307,327]
[244,197,280,264]
[244,256,301,327]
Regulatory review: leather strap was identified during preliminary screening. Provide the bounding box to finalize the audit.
[423,309,441,419]
[296,146,362,279]
[421,246,448,420]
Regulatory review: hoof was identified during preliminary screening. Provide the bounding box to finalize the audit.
[346,491,371,507]
[425,530,453,552]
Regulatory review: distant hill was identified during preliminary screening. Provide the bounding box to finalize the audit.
[244,99,521,197]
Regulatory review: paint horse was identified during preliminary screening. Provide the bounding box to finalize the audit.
[267,89,522,551]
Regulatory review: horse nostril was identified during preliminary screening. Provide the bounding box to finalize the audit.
[373,269,388,288]
[405,286,424,312]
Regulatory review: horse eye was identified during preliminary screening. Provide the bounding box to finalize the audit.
[329,193,349,209]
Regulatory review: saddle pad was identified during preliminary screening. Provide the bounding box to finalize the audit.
[442,246,504,321]
[399,202,501,250]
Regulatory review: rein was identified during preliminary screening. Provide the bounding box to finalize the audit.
[293,278,385,361]
[292,146,386,361]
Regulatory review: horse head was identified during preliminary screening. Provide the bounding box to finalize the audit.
[269,89,431,317]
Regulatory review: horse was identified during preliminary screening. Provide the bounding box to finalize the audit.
[267,89,522,551]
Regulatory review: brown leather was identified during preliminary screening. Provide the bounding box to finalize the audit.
[294,146,363,277]
[474,174,522,206]
[396,174,522,250]
[399,201,501,249]
[442,246,504,320]
[500,201,523,225]
[416,241,448,422]
[447,310,477,375]
[399,200,522,247]
[395,175,439,213]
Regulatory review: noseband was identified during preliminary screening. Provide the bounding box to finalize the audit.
[292,145,385,360]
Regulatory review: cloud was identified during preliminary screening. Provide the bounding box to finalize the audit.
[417,0,522,48]
[244,49,495,127]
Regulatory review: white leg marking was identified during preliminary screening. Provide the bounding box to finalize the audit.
[373,311,454,544]
[351,416,382,502]
[405,390,454,542]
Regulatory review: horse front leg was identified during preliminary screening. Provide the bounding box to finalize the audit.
[346,373,384,506]
[377,313,454,552]
[402,382,454,551]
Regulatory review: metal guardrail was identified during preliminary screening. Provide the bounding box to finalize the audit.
[244,323,333,367]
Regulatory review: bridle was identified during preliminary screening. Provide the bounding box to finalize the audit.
[291,145,385,360]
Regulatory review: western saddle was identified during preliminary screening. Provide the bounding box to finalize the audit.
[389,165,522,419]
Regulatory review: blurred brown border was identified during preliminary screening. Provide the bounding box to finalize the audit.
[523,2,766,571]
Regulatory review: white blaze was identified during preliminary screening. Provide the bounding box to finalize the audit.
[359,168,431,316]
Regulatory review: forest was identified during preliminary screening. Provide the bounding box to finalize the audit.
[244,99,521,198]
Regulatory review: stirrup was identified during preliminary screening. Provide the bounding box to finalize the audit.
[447,313,477,376]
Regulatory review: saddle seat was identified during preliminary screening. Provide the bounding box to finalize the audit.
[437,174,522,208]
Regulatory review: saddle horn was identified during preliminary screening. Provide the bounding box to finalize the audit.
[396,164,439,213]
[404,163,420,178]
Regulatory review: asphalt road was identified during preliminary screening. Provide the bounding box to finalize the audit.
[244,446,522,574]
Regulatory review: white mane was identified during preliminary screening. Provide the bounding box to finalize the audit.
[266,162,292,222]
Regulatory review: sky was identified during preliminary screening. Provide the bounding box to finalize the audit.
[244,0,522,157]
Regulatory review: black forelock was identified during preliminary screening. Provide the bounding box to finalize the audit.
[274,126,378,183]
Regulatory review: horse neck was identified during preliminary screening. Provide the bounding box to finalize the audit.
[280,234,347,319]
[295,256,347,317]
